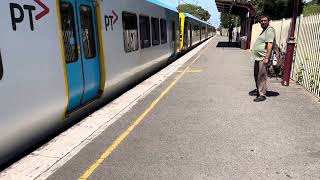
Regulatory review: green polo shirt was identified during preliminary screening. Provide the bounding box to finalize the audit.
[252,26,276,61]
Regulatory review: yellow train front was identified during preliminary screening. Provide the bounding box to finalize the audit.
[179,13,215,52]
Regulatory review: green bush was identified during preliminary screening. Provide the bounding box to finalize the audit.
[303,3,320,16]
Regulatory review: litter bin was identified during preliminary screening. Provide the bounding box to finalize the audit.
[239,36,247,49]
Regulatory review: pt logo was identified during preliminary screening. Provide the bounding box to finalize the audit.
[104,10,118,31]
[10,0,49,31]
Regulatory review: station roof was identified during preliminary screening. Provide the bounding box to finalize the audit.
[215,0,256,15]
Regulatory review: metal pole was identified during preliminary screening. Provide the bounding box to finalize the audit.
[246,15,254,49]
[282,0,299,86]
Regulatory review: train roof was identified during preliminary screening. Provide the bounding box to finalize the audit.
[146,0,178,13]
[145,1,213,27]
[183,13,210,25]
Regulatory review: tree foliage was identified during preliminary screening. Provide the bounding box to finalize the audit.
[220,0,307,28]
[251,0,265,19]
[303,0,320,16]
[220,13,239,28]
[250,0,304,20]
[220,0,305,28]
[177,3,211,21]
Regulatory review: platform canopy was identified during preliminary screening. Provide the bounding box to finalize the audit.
[215,0,256,15]
[215,0,257,49]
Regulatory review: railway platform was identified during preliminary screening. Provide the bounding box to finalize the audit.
[2,36,320,180]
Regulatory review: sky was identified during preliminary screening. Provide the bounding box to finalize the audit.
[158,0,220,27]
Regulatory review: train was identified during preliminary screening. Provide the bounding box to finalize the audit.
[0,0,215,166]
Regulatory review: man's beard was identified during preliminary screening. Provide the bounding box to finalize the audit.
[261,24,268,29]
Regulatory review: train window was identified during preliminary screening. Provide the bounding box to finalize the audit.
[151,17,160,46]
[202,26,206,38]
[172,21,176,41]
[139,15,151,49]
[122,12,139,52]
[60,2,78,63]
[194,25,200,37]
[204,26,207,36]
[0,50,3,80]
[160,19,167,44]
[188,24,192,46]
[80,5,96,59]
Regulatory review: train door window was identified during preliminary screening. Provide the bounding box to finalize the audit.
[202,26,206,38]
[122,12,139,52]
[139,15,151,49]
[0,50,3,80]
[172,21,176,41]
[151,17,160,46]
[194,25,200,40]
[80,5,96,59]
[60,2,79,63]
[188,23,192,46]
[160,19,167,44]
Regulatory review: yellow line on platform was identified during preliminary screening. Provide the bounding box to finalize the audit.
[78,39,214,180]
[177,69,204,73]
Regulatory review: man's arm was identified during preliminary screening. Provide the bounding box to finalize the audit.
[264,42,273,64]
[264,27,276,64]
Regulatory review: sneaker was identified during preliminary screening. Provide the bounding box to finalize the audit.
[254,95,266,102]
[249,89,258,96]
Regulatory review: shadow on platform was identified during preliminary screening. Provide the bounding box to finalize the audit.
[216,42,240,48]
[266,91,280,97]
[248,90,280,97]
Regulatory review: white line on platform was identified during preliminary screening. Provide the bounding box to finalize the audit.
[0,36,216,180]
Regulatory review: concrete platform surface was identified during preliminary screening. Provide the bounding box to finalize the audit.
[49,37,320,180]
[4,36,320,180]
[49,38,320,179]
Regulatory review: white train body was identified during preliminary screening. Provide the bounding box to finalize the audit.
[0,0,213,166]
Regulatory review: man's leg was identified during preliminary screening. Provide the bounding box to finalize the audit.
[250,61,260,97]
[254,61,259,91]
[253,61,267,102]
[257,60,268,96]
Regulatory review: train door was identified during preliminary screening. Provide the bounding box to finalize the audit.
[200,26,202,41]
[0,50,3,80]
[60,0,101,112]
[171,21,176,55]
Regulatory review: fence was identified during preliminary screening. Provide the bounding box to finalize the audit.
[293,14,320,98]
[250,14,320,99]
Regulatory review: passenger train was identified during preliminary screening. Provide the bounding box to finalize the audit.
[0,0,215,166]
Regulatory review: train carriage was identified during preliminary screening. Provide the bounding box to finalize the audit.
[0,0,213,166]
[179,13,215,51]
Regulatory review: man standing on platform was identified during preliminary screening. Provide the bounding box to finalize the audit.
[228,24,234,42]
[250,15,276,102]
